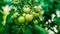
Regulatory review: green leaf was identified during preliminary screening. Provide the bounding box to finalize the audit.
[3,0,13,5]
[53,17,60,25]
[0,24,4,34]
[33,25,48,34]
[23,26,32,34]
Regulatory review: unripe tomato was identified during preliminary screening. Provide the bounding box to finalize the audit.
[25,14,33,22]
[40,10,44,15]
[23,5,30,13]
[33,20,38,25]
[33,5,42,12]
[32,12,39,17]
[18,16,25,23]
[11,12,19,18]
[12,14,17,18]
[22,13,26,17]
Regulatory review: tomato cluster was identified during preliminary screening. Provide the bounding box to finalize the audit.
[13,5,44,25]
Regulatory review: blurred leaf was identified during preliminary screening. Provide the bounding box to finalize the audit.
[3,0,13,5]
[32,25,48,34]
[53,17,60,25]
[23,26,32,34]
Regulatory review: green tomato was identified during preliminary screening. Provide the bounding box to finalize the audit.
[25,14,33,22]
[33,20,38,25]
[22,13,26,17]
[23,7,30,13]
[40,10,44,15]
[33,5,42,12]
[11,12,19,18]
[32,12,39,17]
[12,14,17,18]
[18,16,25,23]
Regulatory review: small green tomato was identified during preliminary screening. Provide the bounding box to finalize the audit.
[23,7,30,13]
[33,20,38,25]
[18,16,25,23]
[11,12,19,18]
[25,14,33,22]
[22,13,26,17]
[33,5,42,12]
[40,10,44,15]
[32,12,39,17]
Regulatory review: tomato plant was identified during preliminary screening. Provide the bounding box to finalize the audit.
[0,0,60,34]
